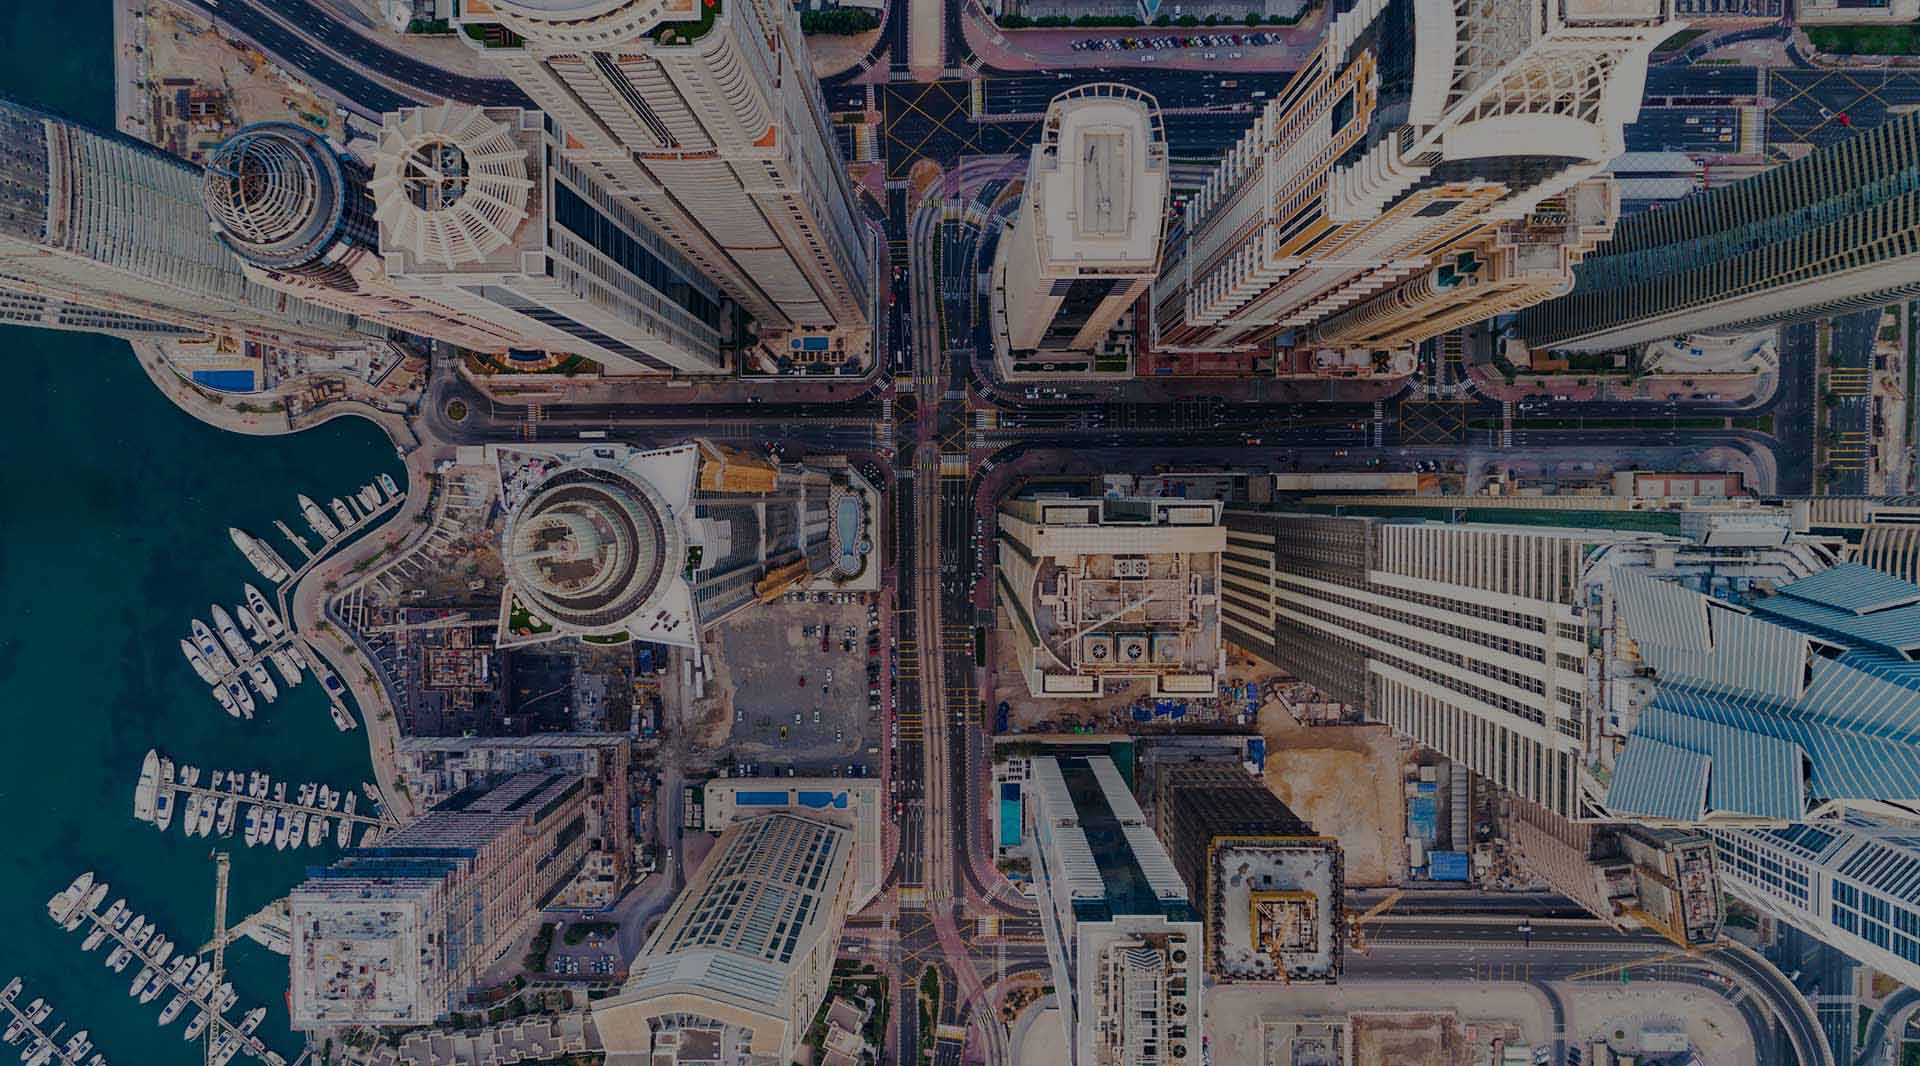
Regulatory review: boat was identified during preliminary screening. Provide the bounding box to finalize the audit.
[243,806,261,847]
[229,528,290,584]
[343,792,356,817]
[0,978,16,1003]
[23,1039,50,1066]
[286,810,307,849]
[191,621,235,676]
[134,751,162,823]
[81,928,107,952]
[360,825,381,846]
[128,967,153,999]
[273,782,286,803]
[105,946,131,971]
[181,794,202,836]
[379,473,401,498]
[138,972,165,1005]
[2,1018,20,1047]
[157,994,186,1027]
[216,797,237,838]
[226,680,254,719]
[235,608,263,646]
[101,899,126,929]
[154,766,176,832]
[26,1000,49,1025]
[299,494,340,541]
[179,640,219,685]
[246,662,278,703]
[357,485,381,512]
[362,783,381,803]
[268,648,302,688]
[245,585,288,642]
[211,685,239,719]
[184,961,210,995]
[148,935,172,965]
[47,873,92,925]
[198,798,218,838]
[211,983,236,1013]
[336,813,352,847]
[298,783,316,807]
[238,1007,264,1035]
[328,498,355,530]
[285,642,311,672]
[272,809,291,851]
[62,1032,90,1061]
[130,918,153,948]
[307,816,326,848]
[183,1010,211,1041]
[210,606,251,663]
[329,701,357,731]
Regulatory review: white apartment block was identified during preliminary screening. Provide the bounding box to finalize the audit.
[991,84,1167,379]
[454,0,876,360]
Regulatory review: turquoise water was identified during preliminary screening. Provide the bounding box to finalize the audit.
[0,7,405,1055]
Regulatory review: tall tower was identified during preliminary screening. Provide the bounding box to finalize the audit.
[991,84,1168,380]
[453,0,876,360]
[1516,111,1920,352]
[1152,0,1676,375]
[0,95,362,348]
[204,106,733,375]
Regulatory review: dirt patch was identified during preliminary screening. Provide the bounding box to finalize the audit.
[1351,1011,1457,1066]
[807,29,882,78]
[1259,704,1407,886]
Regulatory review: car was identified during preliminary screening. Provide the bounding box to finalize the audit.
[780,725,789,740]
[794,711,803,723]
[813,708,823,723]
[797,675,807,688]
[835,728,844,741]
[825,668,834,683]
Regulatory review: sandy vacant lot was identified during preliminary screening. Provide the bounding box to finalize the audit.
[1259,705,1408,886]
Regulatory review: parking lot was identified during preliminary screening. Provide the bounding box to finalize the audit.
[711,592,885,777]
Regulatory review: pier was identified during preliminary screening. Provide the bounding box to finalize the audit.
[0,982,101,1066]
[274,484,403,733]
[48,883,283,1066]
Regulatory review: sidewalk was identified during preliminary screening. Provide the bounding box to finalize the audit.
[961,0,1321,74]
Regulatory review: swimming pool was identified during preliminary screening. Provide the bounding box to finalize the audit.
[999,782,1022,848]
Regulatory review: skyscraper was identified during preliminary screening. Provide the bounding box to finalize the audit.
[1152,762,1343,983]
[1217,508,1920,826]
[288,772,593,1027]
[592,812,856,1064]
[995,496,1225,699]
[1712,817,1920,990]
[0,95,361,349]
[991,84,1168,380]
[1518,111,1920,352]
[204,105,733,375]
[1151,0,1674,375]
[452,0,877,361]
[491,439,835,647]
[1505,798,1723,947]
[1028,753,1203,1066]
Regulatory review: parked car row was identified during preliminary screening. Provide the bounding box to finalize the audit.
[1070,30,1286,51]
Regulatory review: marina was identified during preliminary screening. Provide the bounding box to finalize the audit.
[46,874,281,1066]
[132,750,392,851]
[0,977,107,1066]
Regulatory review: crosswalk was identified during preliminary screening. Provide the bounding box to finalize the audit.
[1372,399,1385,447]
[1500,400,1514,448]
[1830,430,1870,471]
[1829,368,1873,397]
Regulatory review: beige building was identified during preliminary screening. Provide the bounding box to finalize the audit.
[1506,798,1723,947]
[453,0,877,362]
[289,773,593,1028]
[996,496,1225,699]
[593,812,856,1065]
[1151,0,1675,376]
[205,106,733,375]
[992,84,1168,380]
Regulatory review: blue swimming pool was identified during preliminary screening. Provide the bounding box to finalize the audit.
[836,496,863,571]
[190,369,255,393]
[999,782,1022,848]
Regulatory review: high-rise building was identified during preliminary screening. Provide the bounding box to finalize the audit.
[0,95,362,348]
[288,772,592,1027]
[592,812,855,1065]
[995,496,1225,699]
[1151,0,1673,375]
[1713,817,1920,990]
[490,439,834,647]
[1152,762,1343,983]
[1028,753,1203,1066]
[1217,509,1920,826]
[990,84,1168,380]
[203,105,732,375]
[1505,798,1722,947]
[393,734,634,908]
[1517,112,1920,352]
[452,0,877,362]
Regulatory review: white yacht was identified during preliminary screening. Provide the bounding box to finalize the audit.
[357,485,381,512]
[184,961,210,995]
[297,783,317,807]
[268,648,303,687]
[105,945,131,972]
[307,816,326,847]
[328,498,355,530]
[157,993,187,1027]
[336,812,353,847]
[285,642,312,672]
[27,998,50,1024]
[128,966,153,999]
[209,606,250,663]
[22,1038,50,1066]
[245,585,288,642]
[153,759,176,832]
[81,927,107,952]
[286,810,307,849]
[226,680,254,719]
[62,1031,90,1061]
[134,751,161,823]
[181,1010,210,1042]
[211,685,239,719]
[190,621,235,676]
[194,798,217,838]
[129,917,151,946]
[243,806,261,847]
[47,872,93,927]
[273,782,287,803]
[299,494,340,540]
[138,971,166,1005]
[379,473,401,498]
[179,640,219,685]
[229,528,290,583]
[245,662,278,703]
[343,792,357,817]
[272,809,291,850]
[216,796,237,838]
[235,608,262,645]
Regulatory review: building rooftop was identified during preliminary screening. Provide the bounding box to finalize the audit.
[1030,85,1167,274]
[371,104,542,273]
[289,886,437,1025]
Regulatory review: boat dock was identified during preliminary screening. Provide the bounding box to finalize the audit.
[133,750,396,851]
[46,876,283,1066]
[0,980,102,1066]
[271,520,314,562]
